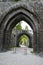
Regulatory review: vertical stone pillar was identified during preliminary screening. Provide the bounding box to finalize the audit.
[15,34,19,47]
[4,30,11,49]
[29,37,32,48]
[38,30,43,52]
[15,35,17,47]
[33,32,38,52]
[36,32,40,53]
[0,30,4,51]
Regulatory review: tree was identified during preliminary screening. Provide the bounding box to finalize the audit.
[19,35,29,46]
[14,23,29,46]
[14,22,22,30]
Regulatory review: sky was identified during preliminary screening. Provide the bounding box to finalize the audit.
[12,20,33,34]
[21,20,32,31]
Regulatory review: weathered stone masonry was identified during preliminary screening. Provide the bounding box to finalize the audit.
[14,30,33,47]
[0,1,43,53]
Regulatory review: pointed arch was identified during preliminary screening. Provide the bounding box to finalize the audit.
[0,3,41,52]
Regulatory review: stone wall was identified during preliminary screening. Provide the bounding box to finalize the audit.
[0,0,43,53]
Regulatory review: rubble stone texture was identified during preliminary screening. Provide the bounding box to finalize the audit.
[0,0,43,53]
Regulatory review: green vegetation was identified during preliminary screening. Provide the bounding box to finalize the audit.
[14,22,29,31]
[19,35,29,46]
[14,22,22,30]
[13,21,29,46]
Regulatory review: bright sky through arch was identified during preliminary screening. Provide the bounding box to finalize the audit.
[21,20,32,31]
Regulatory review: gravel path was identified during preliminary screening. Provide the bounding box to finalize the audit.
[0,47,43,65]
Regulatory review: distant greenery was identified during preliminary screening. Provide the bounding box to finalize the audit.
[14,22,22,30]
[14,21,29,31]
[19,35,29,46]
[14,22,29,46]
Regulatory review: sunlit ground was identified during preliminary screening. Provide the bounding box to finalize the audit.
[0,46,43,65]
[0,21,43,65]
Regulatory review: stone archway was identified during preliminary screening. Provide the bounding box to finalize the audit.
[0,3,41,52]
[15,30,33,48]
